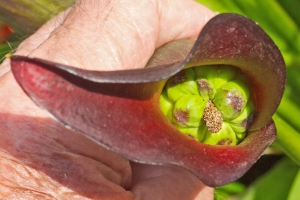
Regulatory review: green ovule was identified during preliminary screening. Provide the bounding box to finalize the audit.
[160,65,254,146]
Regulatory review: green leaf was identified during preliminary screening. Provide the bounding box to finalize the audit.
[276,94,300,132]
[239,157,299,200]
[287,169,300,200]
[276,0,300,28]
[214,181,245,199]
[273,114,300,166]
[284,68,300,104]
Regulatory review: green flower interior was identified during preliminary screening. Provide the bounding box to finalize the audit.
[160,65,254,146]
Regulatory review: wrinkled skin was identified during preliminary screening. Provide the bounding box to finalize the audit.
[0,0,215,199]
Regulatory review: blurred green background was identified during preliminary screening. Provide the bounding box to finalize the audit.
[1,0,300,199]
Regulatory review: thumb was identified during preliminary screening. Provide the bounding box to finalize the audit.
[16,0,214,71]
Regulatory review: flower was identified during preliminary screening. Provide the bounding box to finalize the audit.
[10,13,286,187]
[161,65,254,146]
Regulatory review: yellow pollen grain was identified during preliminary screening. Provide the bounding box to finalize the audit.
[203,100,223,133]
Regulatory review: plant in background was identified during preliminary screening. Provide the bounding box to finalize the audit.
[0,0,75,36]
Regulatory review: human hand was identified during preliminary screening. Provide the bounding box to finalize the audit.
[0,0,215,199]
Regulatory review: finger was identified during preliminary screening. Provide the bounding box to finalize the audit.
[0,72,134,199]
[16,7,72,55]
[130,162,214,200]
[21,0,214,71]
[154,0,215,46]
